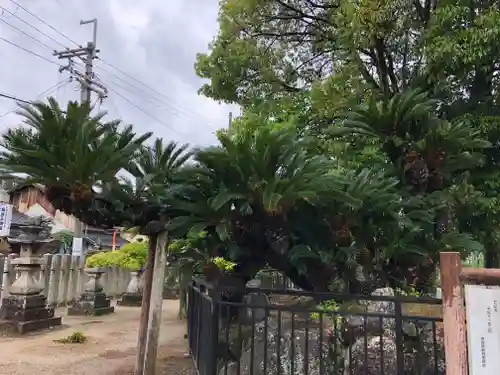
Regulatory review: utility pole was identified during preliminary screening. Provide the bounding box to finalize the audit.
[52,19,106,257]
[53,19,106,105]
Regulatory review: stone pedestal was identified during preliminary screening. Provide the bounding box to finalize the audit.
[68,268,115,316]
[117,270,143,307]
[0,219,61,335]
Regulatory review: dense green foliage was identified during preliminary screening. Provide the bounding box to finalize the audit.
[3,0,500,294]
[85,242,148,270]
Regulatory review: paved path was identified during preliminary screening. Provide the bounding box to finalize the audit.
[0,300,188,375]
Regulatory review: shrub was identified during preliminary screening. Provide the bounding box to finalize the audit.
[85,251,123,268]
[116,242,148,270]
[85,242,148,270]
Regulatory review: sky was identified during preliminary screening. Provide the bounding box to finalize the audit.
[0,0,239,147]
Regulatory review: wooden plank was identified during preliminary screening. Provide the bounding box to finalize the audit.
[440,252,468,375]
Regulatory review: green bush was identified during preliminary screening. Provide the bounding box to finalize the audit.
[116,242,148,270]
[85,251,121,268]
[85,242,148,270]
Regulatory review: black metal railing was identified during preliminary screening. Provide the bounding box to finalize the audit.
[187,281,444,375]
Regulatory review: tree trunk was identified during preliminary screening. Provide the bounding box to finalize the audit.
[484,246,498,268]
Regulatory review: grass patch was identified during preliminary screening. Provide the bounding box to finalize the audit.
[53,331,88,344]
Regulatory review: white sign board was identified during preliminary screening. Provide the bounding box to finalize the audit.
[465,285,500,375]
[0,203,13,237]
[72,237,84,256]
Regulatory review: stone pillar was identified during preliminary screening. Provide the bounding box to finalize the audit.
[0,243,62,335]
[117,270,143,306]
[67,268,115,316]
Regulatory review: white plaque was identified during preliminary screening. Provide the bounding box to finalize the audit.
[72,237,84,256]
[0,203,13,237]
[465,285,500,374]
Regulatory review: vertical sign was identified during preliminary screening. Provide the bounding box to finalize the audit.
[72,237,83,256]
[465,285,500,375]
[0,203,13,237]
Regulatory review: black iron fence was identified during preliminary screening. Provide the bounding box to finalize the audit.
[187,281,444,375]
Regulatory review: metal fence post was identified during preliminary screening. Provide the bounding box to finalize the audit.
[394,299,405,374]
[209,290,220,375]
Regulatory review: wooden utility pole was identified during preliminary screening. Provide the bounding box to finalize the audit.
[134,229,169,375]
[134,235,157,375]
[143,231,168,374]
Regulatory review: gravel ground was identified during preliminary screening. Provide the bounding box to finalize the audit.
[0,300,191,375]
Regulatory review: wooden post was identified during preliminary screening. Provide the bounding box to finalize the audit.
[440,252,468,375]
[134,234,157,375]
[143,230,169,374]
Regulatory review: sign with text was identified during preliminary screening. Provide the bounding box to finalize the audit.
[0,203,13,237]
[465,285,500,375]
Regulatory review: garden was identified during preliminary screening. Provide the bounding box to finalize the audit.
[1,0,500,374]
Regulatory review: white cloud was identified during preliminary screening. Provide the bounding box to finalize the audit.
[0,0,239,147]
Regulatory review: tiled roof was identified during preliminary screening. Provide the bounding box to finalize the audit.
[11,207,31,225]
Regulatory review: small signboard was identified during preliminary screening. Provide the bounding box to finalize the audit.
[72,237,84,256]
[0,203,13,237]
[465,284,500,375]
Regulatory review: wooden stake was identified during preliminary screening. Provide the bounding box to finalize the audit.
[143,230,169,375]
[134,234,157,375]
[440,252,468,375]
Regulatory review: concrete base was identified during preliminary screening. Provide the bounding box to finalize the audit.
[117,292,142,307]
[0,294,62,335]
[67,291,115,316]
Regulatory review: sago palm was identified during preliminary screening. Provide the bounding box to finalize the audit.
[0,97,151,226]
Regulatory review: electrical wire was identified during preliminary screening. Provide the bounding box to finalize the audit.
[97,58,216,125]
[3,1,222,137]
[0,5,66,49]
[102,76,205,128]
[105,85,187,137]
[0,37,59,66]
[0,79,70,118]
[0,92,32,105]
[0,17,56,51]
[7,0,80,47]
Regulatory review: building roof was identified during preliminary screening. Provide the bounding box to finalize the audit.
[8,183,46,194]
[11,207,31,225]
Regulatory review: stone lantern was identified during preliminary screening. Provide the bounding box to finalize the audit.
[0,217,62,334]
[117,270,143,307]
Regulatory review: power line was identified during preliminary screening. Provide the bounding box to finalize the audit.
[0,5,66,49]
[2,3,217,131]
[0,17,56,52]
[106,85,187,137]
[0,37,59,66]
[98,58,215,125]
[0,79,70,118]
[7,0,80,47]
[0,92,33,105]
[100,74,205,127]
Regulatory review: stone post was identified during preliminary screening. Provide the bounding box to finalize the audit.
[67,268,115,316]
[0,218,62,335]
[117,270,143,306]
